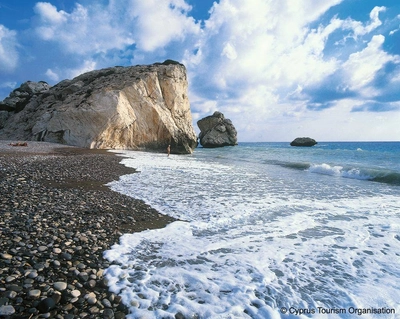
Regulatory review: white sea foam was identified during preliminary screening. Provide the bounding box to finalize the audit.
[105,148,400,318]
[308,163,372,181]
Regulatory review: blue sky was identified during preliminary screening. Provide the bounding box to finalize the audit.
[1,0,400,141]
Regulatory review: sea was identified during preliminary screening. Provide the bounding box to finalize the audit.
[103,142,400,319]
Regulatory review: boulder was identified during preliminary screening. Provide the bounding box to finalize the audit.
[197,111,237,148]
[290,137,317,147]
[0,61,197,154]
[0,81,50,113]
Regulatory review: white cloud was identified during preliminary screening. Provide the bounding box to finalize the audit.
[342,35,399,92]
[67,60,97,79]
[0,81,17,90]
[35,2,68,24]
[34,2,134,54]
[128,0,200,51]
[184,0,344,115]
[33,0,200,56]
[45,68,60,82]
[0,25,19,72]
[182,2,400,141]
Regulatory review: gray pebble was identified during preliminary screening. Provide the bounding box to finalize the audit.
[54,282,67,291]
[102,298,112,308]
[0,305,15,316]
[103,308,115,319]
[1,253,12,260]
[28,289,41,299]
[70,290,81,298]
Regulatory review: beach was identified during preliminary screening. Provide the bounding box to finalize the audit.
[0,141,175,318]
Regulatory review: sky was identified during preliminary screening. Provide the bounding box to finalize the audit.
[1,0,400,142]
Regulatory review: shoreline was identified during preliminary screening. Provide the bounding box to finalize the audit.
[0,141,175,318]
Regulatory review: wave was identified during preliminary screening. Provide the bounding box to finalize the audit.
[309,163,400,186]
[264,160,400,186]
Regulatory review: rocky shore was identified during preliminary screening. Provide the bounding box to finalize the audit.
[0,141,175,318]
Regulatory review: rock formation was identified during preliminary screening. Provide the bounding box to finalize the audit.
[197,111,237,148]
[0,60,198,154]
[290,137,317,147]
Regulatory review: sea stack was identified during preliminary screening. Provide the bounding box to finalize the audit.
[0,60,198,154]
[290,137,317,147]
[197,111,238,148]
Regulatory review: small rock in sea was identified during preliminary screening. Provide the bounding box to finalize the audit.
[175,312,185,319]
[54,282,67,291]
[53,248,62,254]
[0,305,15,316]
[38,245,48,252]
[37,297,56,313]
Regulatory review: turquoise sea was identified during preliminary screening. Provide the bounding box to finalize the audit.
[104,142,400,318]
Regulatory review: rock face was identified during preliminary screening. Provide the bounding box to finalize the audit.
[0,60,197,154]
[197,111,237,148]
[290,137,317,147]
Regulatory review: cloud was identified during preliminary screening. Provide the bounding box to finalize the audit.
[32,0,200,56]
[0,25,19,72]
[2,0,399,141]
[0,81,17,90]
[45,68,60,82]
[33,2,134,55]
[351,101,400,112]
[127,0,200,51]
[184,0,346,119]
[65,59,97,80]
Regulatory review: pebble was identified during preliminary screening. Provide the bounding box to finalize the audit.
[0,150,173,318]
[53,247,62,254]
[70,290,81,298]
[102,298,112,308]
[0,305,15,316]
[87,296,97,305]
[36,297,56,313]
[28,289,41,298]
[6,291,17,299]
[103,308,115,319]
[54,282,68,291]
[1,253,12,260]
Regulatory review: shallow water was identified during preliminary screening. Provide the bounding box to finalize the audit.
[104,142,400,318]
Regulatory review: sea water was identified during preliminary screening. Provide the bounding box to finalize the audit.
[104,142,400,319]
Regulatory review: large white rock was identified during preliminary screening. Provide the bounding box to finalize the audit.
[0,60,197,154]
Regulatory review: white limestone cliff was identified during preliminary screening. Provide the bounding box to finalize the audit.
[0,60,198,154]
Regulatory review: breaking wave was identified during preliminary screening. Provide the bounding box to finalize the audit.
[264,160,400,186]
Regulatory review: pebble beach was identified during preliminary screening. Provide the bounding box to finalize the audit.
[0,141,175,319]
